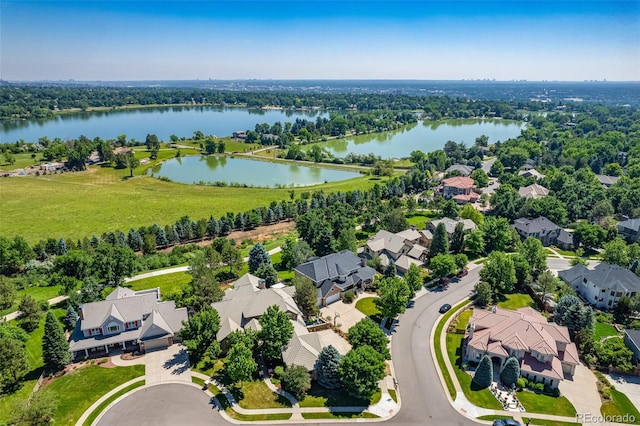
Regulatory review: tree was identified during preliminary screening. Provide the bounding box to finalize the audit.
[595,338,634,372]
[248,243,271,274]
[380,209,409,233]
[292,276,319,320]
[614,296,636,324]
[374,277,410,320]
[574,223,606,251]
[404,263,423,298]
[429,253,456,282]
[4,151,15,165]
[280,238,314,270]
[9,390,57,426]
[430,222,449,257]
[18,295,41,332]
[518,237,547,279]
[180,307,221,363]
[489,159,504,176]
[474,282,493,307]
[470,169,489,188]
[473,355,493,388]
[42,311,70,373]
[226,329,258,351]
[500,357,520,387]
[465,230,485,257]
[554,295,594,337]
[454,253,468,271]
[441,199,459,219]
[450,222,466,254]
[281,365,311,399]
[0,323,29,343]
[188,251,224,311]
[121,151,140,177]
[602,237,630,268]
[255,263,279,288]
[460,204,484,226]
[481,216,513,252]
[259,305,294,361]
[0,276,16,310]
[534,270,557,308]
[338,345,386,399]
[384,260,397,278]
[225,343,257,385]
[479,251,517,298]
[145,133,160,159]
[316,345,342,390]
[490,184,524,221]
[347,318,390,359]
[0,338,28,392]
[63,305,79,331]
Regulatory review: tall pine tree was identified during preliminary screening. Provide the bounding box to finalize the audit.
[42,311,70,373]
[450,222,466,254]
[248,243,271,274]
[316,345,342,389]
[430,222,449,257]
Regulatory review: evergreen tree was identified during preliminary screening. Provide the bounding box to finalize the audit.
[56,238,67,255]
[384,260,397,278]
[430,222,449,257]
[127,228,143,251]
[500,357,520,387]
[248,243,271,274]
[473,355,493,388]
[256,263,279,288]
[554,295,595,337]
[63,305,79,331]
[450,222,466,254]
[316,345,342,390]
[42,311,70,373]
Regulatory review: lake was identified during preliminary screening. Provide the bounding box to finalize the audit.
[0,106,326,143]
[309,119,526,158]
[147,155,362,187]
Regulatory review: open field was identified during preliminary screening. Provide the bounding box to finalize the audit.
[0,284,63,317]
[0,167,387,242]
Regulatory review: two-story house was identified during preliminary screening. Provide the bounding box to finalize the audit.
[364,229,426,274]
[440,176,478,204]
[558,263,640,309]
[68,287,188,360]
[618,218,640,243]
[512,216,574,249]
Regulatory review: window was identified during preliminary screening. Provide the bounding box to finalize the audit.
[108,325,119,333]
[608,300,613,306]
[611,291,616,296]
[90,328,101,335]
[616,292,623,297]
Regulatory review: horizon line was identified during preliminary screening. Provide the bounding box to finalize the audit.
[3,79,640,84]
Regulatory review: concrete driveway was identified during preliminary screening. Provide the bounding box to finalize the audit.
[606,372,640,413]
[145,344,191,385]
[559,362,601,419]
[320,296,368,333]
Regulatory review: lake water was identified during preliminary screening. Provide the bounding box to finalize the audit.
[0,106,326,143]
[147,155,362,187]
[310,119,526,158]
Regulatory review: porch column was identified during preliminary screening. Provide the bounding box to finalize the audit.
[105,345,109,353]
[121,341,125,349]
[84,348,88,357]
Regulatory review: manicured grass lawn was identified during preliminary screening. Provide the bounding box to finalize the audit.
[517,391,576,417]
[454,308,473,333]
[434,301,468,399]
[301,412,379,419]
[0,152,45,171]
[41,365,145,425]
[549,246,579,257]
[23,308,66,370]
[477,415,514,421]
[214,390,292,421]
[601,388,640,424]
[497,293,535,310]
[594,321,619,341]
[355,297,381,317]
[232,380,291,409]
[83,379,145,426]
[388,389,397,403]
[127,271,191,298]
[1,168,387,243]
[405,213,430,228]
[0,285,64,317]
[298,384,379,407]
[194,357,224,377]
[0,378,39,422]
[527,419,580,426]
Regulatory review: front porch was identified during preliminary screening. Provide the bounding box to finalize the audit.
[72,340,139,361]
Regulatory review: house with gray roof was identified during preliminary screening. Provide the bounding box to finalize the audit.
[559,263,640,309]
[446,164,475,177]
[294,250,376,306]
[518,168,545,180]
[595,174,620,189]
[618,218,640,243]
[69,287,187,360]
[425,217,477,239]
[465,306,578,389]
[364,229,426,274]
[512,216,573,249]
[624,330,640,365]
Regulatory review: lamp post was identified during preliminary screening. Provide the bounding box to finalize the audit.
[334,312,340,327]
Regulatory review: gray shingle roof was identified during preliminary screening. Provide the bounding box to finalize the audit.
[557,229,574,245]
[282,332,322,371]
[139,309,174,341]
[596,174,620,187]
[80,291,159,330]
[513,216,560,234]
[626,329,640,351]
[619,218,640,232]
[446,164,474,176]
[560,263,640,293]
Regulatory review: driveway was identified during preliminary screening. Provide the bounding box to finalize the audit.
[606,372,640,414]
[559,362,602,420]
[145,344,191,385]
[320,297,367,333]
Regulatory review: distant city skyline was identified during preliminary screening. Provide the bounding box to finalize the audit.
[1,1,639,82]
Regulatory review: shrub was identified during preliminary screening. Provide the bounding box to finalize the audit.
[342,291,355,304]
[273,365,285,378]
[281,365,311,399]
[516,378,526,390]
[473,355,493,388]
[500,357,520,387]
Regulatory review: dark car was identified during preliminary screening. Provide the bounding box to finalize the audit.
[439,303,452,314]
[493,419,521,426]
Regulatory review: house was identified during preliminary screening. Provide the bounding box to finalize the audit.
[294,250,376,306]
[364,229,426,274]
[232,130,247,140]
[558,263,640,309]
[595,174,620,189]
[518,169,545,180]
[518,183,549,199]
[618,218,640,243]
[446,164,475,177]
[522,159,537,171]
[113,147,132,155]
[512,216,573,248]
[40,162,65,171]
[68,287,188,360]
[440,176,478,204]
[465,306,579,389]
[425,217,477,239]
[624,330,640,365]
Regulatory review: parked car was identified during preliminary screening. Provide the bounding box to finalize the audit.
[493,419,521,426]
[457,269,468,278]
[439,303,452,314]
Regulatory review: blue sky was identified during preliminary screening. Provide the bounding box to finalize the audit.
[1,1,639,81]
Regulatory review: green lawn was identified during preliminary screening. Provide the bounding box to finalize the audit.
[298,385,378,407]
[83,379,145,426]
[41,365,145,425]
[0,285,64,317]
[454,308,473,333]
[497,293,535,310]
[477,415,514,421]
[301,412,379,419]
[405,213,431,228]
[388,389,397,403]
[601,388,640,424]
[527,419,580,426]
[434,301,469,399]
[127,271,191,298]
[1,168,387,243]
[516,391,576,417]
[232,380,291,409]
[355,297,381,317]
[214,390,292,421]
[594,321,619,341]
[0,152,45,170]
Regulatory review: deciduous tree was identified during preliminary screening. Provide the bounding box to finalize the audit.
[479,251,517,297]
[292,276,319,320]
[347,318,390,359]
[374,277,410,320]
[259,305,294,361]
[0,276,16,310]
[338,345,385,399]
[18,295,41,332]
[180,307,221,363]
[281,365,311,399]
[0,338,28,392]
[225,343,257,385]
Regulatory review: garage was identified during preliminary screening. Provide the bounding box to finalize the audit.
[141,337,169,353]
[325,292,341,305]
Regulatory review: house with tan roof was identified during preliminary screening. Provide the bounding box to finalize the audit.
[364,229,426,274]
[465,306,579,389]
[518,168,545,180]
[518,183,549,199]
[69,287,188,359]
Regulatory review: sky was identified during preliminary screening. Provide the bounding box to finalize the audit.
[1,1,639,81]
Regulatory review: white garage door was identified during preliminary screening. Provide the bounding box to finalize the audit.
[143,338,169,352]
[325,293,341,305]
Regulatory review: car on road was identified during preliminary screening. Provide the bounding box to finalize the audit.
[492,419,521,426]
[439,303,452,313]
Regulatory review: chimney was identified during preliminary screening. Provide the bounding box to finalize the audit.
[258,278,266,290]
[360,256,366,267]
[469,322,475,340]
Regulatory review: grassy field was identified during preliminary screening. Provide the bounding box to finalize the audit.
[83,379,145,426]
[405,213,431,229]
[0,284,63,317]
[40,365,145,425]
[232,380,291,409]
[355,297,381,317]
[1,166,386,243]
[517,391,576,417]
[497,293,535,310]
[601,388,640,424]
[127,271,191,297]
[594,321,619,341]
